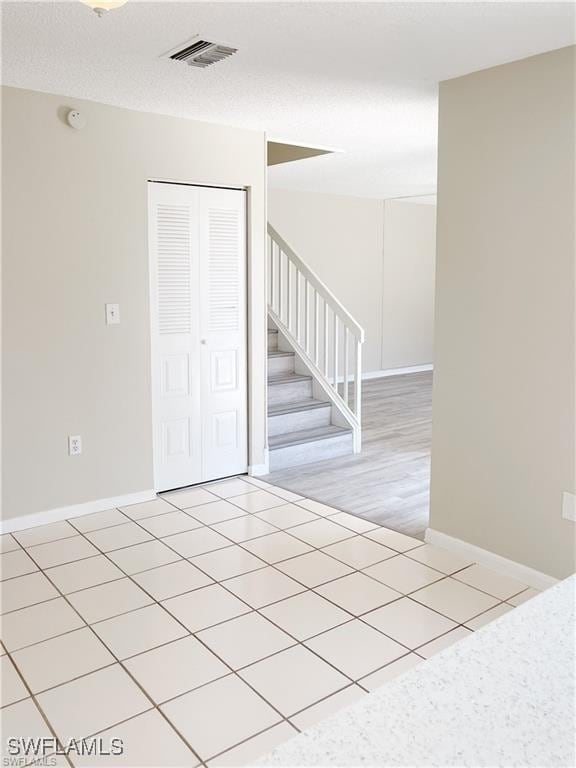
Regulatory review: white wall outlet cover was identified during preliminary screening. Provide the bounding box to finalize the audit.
[562,491,576,522]
[66,110,87,130]
[105,303,120,325]
[68,435,82,456]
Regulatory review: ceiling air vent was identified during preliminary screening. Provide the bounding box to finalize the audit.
[163,35,237,69]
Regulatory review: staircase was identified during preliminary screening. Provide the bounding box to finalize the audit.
[267,225,365,471]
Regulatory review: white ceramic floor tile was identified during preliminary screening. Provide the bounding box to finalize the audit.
[209,722,297,767]
[507,587,540,606]
[358,653,423,692]
[67,578,153,624]
[411,577,500,623]
[262,486,305,503]
[261,591,350,641]
[69,508,130,534]
[241,477,273,489]
[326,512,379,534]
[275,551,353,588]
[295,499,343,517]
[186,500,248,526]
[133,560,212,601]
[416,626,473,658]
[1,597,85,651]
[1,572,59,614]
[453,563,528,600]
[212,516,278,543]
[13,521,78,548]
[26,537,99,570]
[91,604,187,660]
[322,536,396,569]
[364,527,424,552]
[162,584,250,632]
[120,498,176,520]
[163,488,219,510]
[289,518,355,548]
[0,534,20,553]
[363,555,445,594]
[12,627,115,693]
[37,664,151,742]
[228,490,287,513]
[137,511,203,538]
[289,685,365,731]
[363,597,457,649]
[190,545,267,581]
[1,698,53,751]
[198,612,295,669]
[224,567,305,609]
[124,635,228,704]
[405,544,475,575]
[306,619,407,680]
[84,522,153,552]
[464,602,514,629]
[241,531,313,564]
[1,655,29,707]
[255,504,318,529]
[161,674,281,761]
[1,549,38,581]
[240,645,349,717]
[72,709,199,767]
[45,555,124,594]
[315,572,401,616]
[204,478,258,499]
[108,540,180,575]
[162,527,231,558]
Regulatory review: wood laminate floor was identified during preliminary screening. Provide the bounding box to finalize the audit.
[264,372,432,538]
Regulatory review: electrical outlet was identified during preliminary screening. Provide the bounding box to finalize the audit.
[562,491,575,522]
[68,435,82,456]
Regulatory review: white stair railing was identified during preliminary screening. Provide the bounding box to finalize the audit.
[267,223,365,451]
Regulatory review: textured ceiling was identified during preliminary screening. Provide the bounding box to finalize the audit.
[1,1,574,198]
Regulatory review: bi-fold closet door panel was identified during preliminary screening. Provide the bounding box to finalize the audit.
[149,182,247,492]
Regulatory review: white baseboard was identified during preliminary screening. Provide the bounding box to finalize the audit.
[0,490,156,535]
[425,528,558,591]
[249,453,269,477]
[363,364,433,380]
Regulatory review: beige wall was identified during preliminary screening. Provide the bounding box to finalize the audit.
[430,46,575,579]
[1,86,267,522]
[268,188,436,374]
[382,200,436,369]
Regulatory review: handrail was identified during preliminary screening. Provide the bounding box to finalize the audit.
[267,225,365,342]
[267,223,364,451]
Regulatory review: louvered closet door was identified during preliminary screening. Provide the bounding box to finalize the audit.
[149,182,247,492]
[199,187,247,481]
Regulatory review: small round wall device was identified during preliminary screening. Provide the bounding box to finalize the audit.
[66,110,87,130]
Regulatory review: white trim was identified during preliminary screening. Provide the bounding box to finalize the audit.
[249,453,269,477]
[0,490,156,535]
[425,528,558,591]
[363,364,433,380]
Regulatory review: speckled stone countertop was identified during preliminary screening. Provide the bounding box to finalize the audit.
[259,575,575,767]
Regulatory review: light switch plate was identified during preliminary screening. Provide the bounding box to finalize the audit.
[105,303,120,325]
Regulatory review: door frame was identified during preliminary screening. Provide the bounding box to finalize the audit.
[148,178,250,493]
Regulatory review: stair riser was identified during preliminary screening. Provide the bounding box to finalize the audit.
[267,331,278,352]
[269,433,354,470]
[268,405,332,437]
[268,355,295,376]
[268,379,313,405]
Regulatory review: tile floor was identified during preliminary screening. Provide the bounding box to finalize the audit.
[1,475,538,767]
